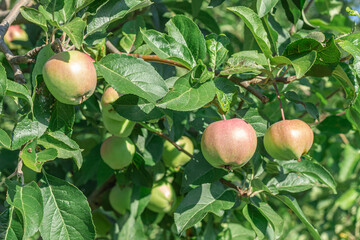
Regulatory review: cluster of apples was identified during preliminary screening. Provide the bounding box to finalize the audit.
[201,117,314,169]
[40,50,314,231]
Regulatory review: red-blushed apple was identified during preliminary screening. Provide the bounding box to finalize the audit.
[147,182,176,213]
[4,25,28,49]
[100,136,135,170]
[162,136,194,169]
[263,119,314,160]
[201,118,257,169]
[42,50,97,105]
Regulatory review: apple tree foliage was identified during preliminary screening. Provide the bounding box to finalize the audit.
[0,0,359,239]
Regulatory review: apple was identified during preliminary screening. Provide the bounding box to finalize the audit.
[162,136,194,169]
[92,209,111,236]
[102,114,135,137]
[4,25,28,49]
[263,119,314,160]
[201,118,257,169]
[101,86,125,121]
[147,182,176,213]
[109,185,132,214]
[100,136,135,170]
[42,50,97,105]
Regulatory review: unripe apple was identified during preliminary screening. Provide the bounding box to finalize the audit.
[102,113,135,137]
[92,210,111,236]
[263,119,314,160]
[100,136,135,170]
[109,185,132,214]
[147,182,176,213]
[101,87,125,121]
[4,25,28,49]
[42,50,97,105]
[201,118,257,169]
[162,136,194,169]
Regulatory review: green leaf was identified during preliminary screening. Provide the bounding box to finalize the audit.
[257,0,280,18]
[284,91,319,119]
[120,17,145,53]
[166,15,207,62]
[267,172,314,193]
[20,7,48,32]
[283,38,340,77]
[221,52,264,76]
[11,117,47,150]
[87,0,152,35]
[277,159,337,193]
[6,81,32,111]
[97,54,168,103]
[141,29,196,68]
[112,94,164,122]
[5,180,43,239]
[60,17,86,49]
[130,185,151,218]
[335,188,360,210]
[175,182,236,234]
[0,207,24,239]
[0,63,6,113]
[250,197,283,238]
[38,0,76,26]
[332,64,356,106]
[0,129,11,149]
[222,223,256,240]
[181,153,227,193]
[242,204,273,240]
[157,72,216,111]
[206,33,230,71]
[118,216,147,240]
[20,140,58,172]
[37,131,83,169]
[275,195,321,240]
[236,108,267,137]
[31,44,55,89]
[338,145,360,182]
[39,172,95,240]
[48,101,75,136]
[287,51,317,78]
[214,78,237,113]
[228,6,272,58]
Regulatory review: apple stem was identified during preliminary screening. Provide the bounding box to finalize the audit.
[273,81,285,121]
[221,113,226,121]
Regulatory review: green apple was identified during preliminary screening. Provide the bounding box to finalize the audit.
[100,136,135,170]
[92,209,111,236]
[42,50,97,105]
[263,119,314,160]
[102,113,135,137]
[4,25,28,50]
[109,185,132,214]
[162,136,194,169]
[201,118,257,169]
[147,182,176,213]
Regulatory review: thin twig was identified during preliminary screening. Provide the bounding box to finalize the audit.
[106,40,270,104]
[88,175,116,210]
[273,81,285,121]
[153,131,193,158]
